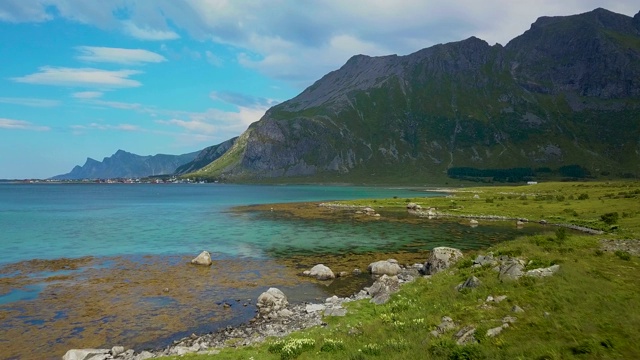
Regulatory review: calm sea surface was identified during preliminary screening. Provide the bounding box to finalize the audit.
[1,183,435,265]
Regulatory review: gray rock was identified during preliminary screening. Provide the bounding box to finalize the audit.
[456,276,481,291]
[502,316,517,324]
[256,288,288,318]
[277,309,293,318]
[324,307,347,316]
[62,349,110,360]
[486,324,508,337]
[307,264,335,280]
[494,295,507,303]
[512,305,525,313]
[134,351,154,360]
[454,326,477,345]
[435,316,456,334]
[368,274,400,304]
[368,260,402,276]
[423,247,464,275]
[499,258,525,281]
[191,251,212,266]
[525,264,560,277]
[111,346,125,357]
[473,253,498,267]
[352,268,362,275]
[305,304,325,313]
[406,202,420,210]
[469,219,479,226]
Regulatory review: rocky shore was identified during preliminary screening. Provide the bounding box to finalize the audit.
[62,246,568,360]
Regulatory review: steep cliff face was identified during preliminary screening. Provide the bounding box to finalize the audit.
[192,8,640,182]
[52,150,198,180]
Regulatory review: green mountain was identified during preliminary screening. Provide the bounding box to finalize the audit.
[190,8,640,183]
[174,137,238,175]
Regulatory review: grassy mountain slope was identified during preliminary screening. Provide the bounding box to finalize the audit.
[190,8,640,183]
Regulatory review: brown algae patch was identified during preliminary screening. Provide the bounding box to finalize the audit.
[0,255,306,359]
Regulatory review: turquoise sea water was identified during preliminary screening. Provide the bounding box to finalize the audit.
[0,183,430,265]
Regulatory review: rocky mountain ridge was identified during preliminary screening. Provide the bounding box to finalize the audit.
[51,150,199,180]
[190,8,640,182]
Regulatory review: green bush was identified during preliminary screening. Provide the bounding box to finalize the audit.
[615,250,631,261]
[578,193,590,200]
[600,212,619,225]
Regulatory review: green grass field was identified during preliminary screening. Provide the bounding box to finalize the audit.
[159,181,640,360]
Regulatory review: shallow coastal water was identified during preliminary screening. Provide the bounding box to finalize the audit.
[0,183,548,359]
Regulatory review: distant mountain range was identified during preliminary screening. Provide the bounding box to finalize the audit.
[51,150,199,180]
[185,8,640,182]
[51,136,239,180]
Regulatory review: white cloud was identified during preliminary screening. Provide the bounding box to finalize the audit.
[0,97,60,107]
[0,118,50,131]
[71,122,141,132]
[3,1,639,87]
[12,67,142,88]
[122,20,180,41]
[72,91,103,99]
[157,119,217,134]
[0,0,52,22]
[76,46,167,65]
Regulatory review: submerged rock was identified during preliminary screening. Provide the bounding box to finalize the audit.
[306,264,335,280]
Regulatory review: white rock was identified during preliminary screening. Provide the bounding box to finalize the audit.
[305,304,326,313]
[368,260,401,276]
[308,264,335,280]
[63,349,110,360]
[191,251,212,266]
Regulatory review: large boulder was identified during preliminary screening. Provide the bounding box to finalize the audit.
[305,264,335,280]
[256,288,289,318]
[423,247,464,275]
[368,259,402,276]
[499,258,525,281]
[62,349,110,360]
[191,251,212,266]
[367,274,401,304]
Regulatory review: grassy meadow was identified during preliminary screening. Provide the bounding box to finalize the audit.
[159,181,640,360]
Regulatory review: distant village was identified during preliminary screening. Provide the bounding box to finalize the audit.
[7,177,212,184]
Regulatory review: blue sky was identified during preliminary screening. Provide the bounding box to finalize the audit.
[0,1,637,179]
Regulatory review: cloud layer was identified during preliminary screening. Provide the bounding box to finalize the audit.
[12,67,142,88]
[76,46,167,65]
[2,1,638,87]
